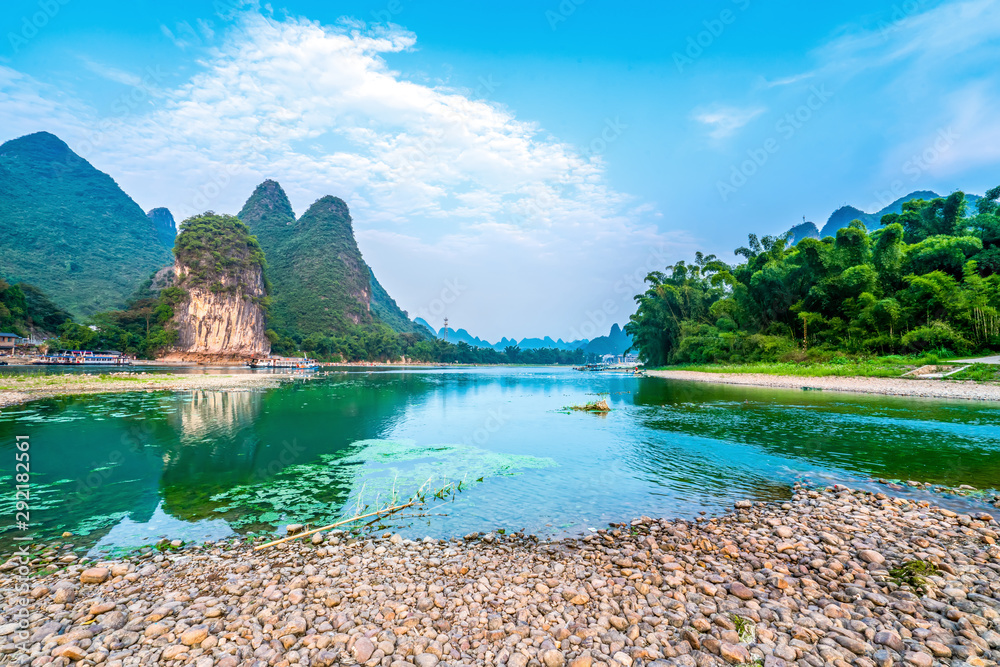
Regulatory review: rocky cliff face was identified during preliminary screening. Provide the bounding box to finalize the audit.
[170,263,270,358]
[164,213,270,360]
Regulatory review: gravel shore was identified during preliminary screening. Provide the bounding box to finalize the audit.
[648,371,1000,402]
[3,485,1000,667]
[0,373,302,409]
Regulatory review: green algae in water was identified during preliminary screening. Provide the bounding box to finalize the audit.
[71,511,130,537]
[209,439,556,530]
[0,474,77,533]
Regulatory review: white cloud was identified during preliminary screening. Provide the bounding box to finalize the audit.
[736,0,1000,199]
[78,57,144,87]
[0,11,693,340]
[692,104,766,139]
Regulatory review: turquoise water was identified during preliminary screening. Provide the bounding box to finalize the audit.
[2,367,999,552]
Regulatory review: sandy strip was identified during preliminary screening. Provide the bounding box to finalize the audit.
[648,369,1000,402]
[0,372,304,409]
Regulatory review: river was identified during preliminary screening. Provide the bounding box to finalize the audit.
[2,366,998,555]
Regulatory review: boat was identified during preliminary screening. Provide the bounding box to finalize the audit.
[573,363,608,372]
[34,350,133,366]
[246,356,320,370]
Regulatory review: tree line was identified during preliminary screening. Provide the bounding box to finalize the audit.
[50,283,587,365]
[626,188,1000,366]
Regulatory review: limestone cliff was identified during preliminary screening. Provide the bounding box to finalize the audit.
[163,213,270,360]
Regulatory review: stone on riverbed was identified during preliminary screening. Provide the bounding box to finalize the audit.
[8,483,1000,667]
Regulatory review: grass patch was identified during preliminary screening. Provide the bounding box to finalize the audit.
[947,363,1000,382]
[731,614,757,643]
[660,353,975,378]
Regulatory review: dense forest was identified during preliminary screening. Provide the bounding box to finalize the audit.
[272,327,585,365]
[0,279,71,336]
[626,189,1000,366]
[53,301,585,364]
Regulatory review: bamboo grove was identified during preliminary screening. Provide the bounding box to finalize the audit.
[626,188,1000,366]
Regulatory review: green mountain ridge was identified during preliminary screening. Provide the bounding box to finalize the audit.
[0,132,174,318]
[238,179,424,340]
[800,190,984,241]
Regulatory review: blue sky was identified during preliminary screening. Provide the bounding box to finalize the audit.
[3,0,1000,341]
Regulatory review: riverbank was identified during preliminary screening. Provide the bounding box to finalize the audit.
[649,369,1000,402]
[0,372,302,409]
[3,484,998,666]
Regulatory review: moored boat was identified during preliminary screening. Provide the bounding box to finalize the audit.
[246,356,320,370]
[34,350,133,366]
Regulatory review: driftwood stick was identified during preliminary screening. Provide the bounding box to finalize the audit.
[253,501,416,550]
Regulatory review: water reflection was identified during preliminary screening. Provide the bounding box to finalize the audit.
[1,368,999,552]
[633,378,1000,488]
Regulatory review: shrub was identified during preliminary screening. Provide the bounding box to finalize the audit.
[901,322,971,354]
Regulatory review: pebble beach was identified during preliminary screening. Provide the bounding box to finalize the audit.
[3,484,1000,667]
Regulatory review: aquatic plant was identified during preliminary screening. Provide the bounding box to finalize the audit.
[889,559,938,593]
[566,394,611,413]
[208,438,555,533]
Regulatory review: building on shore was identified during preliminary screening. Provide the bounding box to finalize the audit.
[0,332,22,355]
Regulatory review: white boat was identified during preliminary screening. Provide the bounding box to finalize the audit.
[35,350,133,366]
[246,356,320,370]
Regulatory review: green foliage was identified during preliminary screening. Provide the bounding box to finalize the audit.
[173,213,267,297]
[0,279,71,337]
[889,560,938,593]
[53,274,182,358]
[629,189,1000,364]
[0,132,173,318]
[948,363,1000,382]
[239,183,371,336]
[279,323,585,365]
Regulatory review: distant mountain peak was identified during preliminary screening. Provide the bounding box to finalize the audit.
[239,187,374,334]
[0,131,174,317]
[303,195,351,223]
[791,190,945,241]
[239,179,295,226]
[1,131,72,155]
[147,207,177,247]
